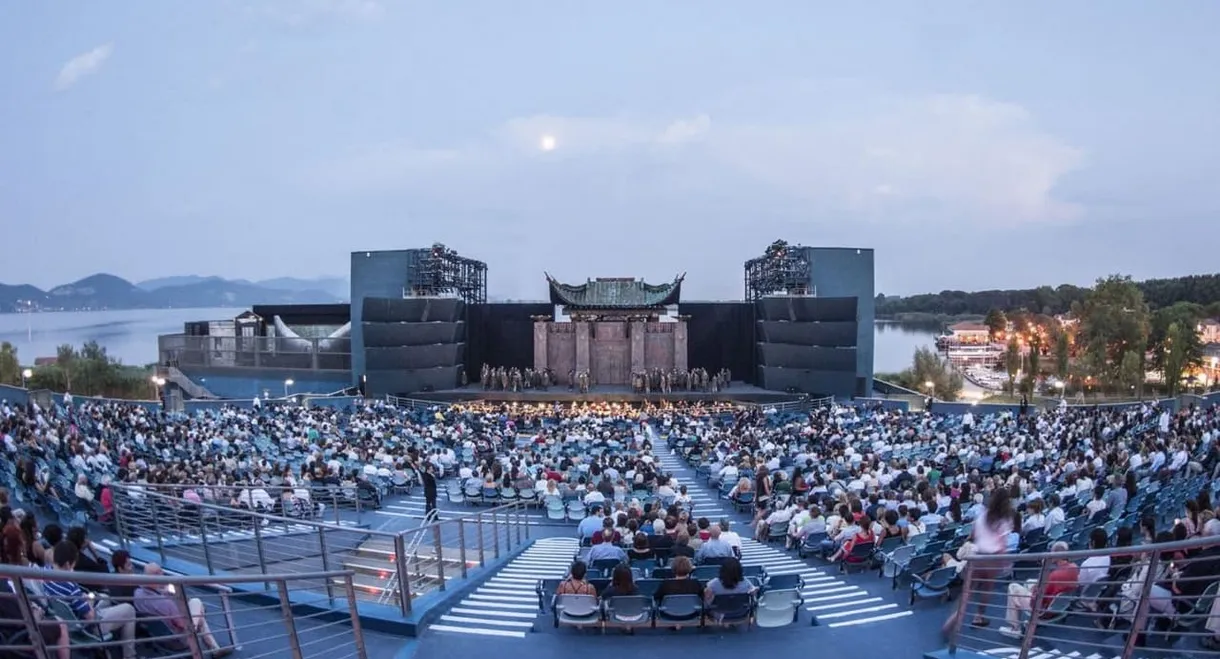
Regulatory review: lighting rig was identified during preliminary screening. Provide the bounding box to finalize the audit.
[408,243,488,304]
[743,239,811,300]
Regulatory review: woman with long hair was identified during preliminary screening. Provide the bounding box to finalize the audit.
[944,488,1014,633]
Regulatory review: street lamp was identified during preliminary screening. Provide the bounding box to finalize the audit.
[1055,379,1065,401]
[284,378,294,398]
[150,376,166,399]
[20,368,32,388]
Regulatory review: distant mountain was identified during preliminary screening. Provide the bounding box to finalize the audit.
[0,273,345,313]
[138,275,349,300]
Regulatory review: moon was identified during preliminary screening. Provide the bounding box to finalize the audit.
[539,135,557,151]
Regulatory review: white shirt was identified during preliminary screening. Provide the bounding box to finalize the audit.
[1079,555,1110,586]
[972,511,1013,555]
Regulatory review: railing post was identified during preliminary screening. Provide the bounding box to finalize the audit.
[492,510,500,560]
[394,534,413,616]
[946,561,976,654]
[477,513,486,567]
[197,511,215,575]
[432,523,446,591]
[252,518,270,591]
[1018,557,1056,658]
[343,575,370,659]
[318,527,336,605]
[515,504,523,546]
[276,580,306,659]
[151,502,167,563]
[457,521,468,578]
[11,576,50,659]
[113,491,129,550]
[172,582,206,659]
[1122,550,1162,659]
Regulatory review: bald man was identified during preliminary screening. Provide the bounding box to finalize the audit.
[132,563,231,657]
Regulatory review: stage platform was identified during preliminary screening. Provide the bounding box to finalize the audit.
[408,381,806,405]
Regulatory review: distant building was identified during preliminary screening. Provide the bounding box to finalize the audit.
[1198,319,1220,345]
[948,322,991,344]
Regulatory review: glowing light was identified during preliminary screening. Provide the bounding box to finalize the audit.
[539,135,557,151]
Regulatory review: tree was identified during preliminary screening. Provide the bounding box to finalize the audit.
[910,346,964,401]
[1149,302,1204,375]
[1119,349,1145,398]
[1074,275,1151,385]
[1005,335,1021,392]
[1054,330,1071,380]
[1162,321,1190,396]
[0,342,18,386]
[1027,332,1042,380]
[984,308,1007,340]
[883,347,964,401]
[56,344,77,392]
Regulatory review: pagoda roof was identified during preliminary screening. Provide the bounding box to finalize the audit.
[546,273,684,308]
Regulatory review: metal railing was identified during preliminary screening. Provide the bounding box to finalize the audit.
[111,485,533,617]
[0,562,366,659]
[114,482,367,526]
[946,533,1220,659]
[385,395,450,410]
[158,333,352,371]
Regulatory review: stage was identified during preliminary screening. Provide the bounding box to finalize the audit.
[403,381,806,405]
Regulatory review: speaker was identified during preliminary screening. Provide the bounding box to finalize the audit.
[757,343,856,371]
[756,321,857,347]
[364,366,462,396]
[756,297,856,322]
[362,322,465,347]
[366,344,465,370]
[363,298,465,323]
[757,367,856,396]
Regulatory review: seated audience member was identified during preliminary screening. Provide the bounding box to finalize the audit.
[42,541,138,659]
[133,563,232,657]
[703,558,756,620]
[718,519,744,557]
[999,542,1079,638]
[655,556,703,601]
[587,536,628,564]
[556,561,597,596]
[600,564,639,599]
[627,533,654,563]
[66,526,109,574]
[0,579,71,659]
[109,549,137,602]
[671,532,695,559]
[592,517,621,546]
[695,526,734,564]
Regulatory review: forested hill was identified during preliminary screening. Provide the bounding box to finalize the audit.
[877,274,1220,318]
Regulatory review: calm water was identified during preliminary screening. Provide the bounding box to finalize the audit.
[0,309,938,372]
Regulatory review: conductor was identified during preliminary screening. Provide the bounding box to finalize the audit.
[421,463,438,517]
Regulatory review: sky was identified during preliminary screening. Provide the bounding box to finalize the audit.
[2,1,1218,300]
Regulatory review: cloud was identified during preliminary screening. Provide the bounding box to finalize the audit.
[312,85,1085,227]
[54,44,113,91]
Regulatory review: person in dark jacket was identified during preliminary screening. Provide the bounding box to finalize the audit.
[422,463,438,517]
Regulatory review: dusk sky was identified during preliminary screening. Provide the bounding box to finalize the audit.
[2,1,1218,300]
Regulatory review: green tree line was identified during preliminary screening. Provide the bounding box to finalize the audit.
[877,273,1220,318]
[0,340,156,399]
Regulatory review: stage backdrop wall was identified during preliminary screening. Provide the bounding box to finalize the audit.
[465,303,553,376]
[680,302,757,384]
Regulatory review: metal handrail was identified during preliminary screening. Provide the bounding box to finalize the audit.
[0,563,367,659]
[115,481,363,525]
[947,532,1220,659]
[111,483,533,618]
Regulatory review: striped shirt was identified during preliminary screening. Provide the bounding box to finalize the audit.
[41,571,90,618]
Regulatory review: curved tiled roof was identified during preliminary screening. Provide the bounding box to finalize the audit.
[546,273,684,308]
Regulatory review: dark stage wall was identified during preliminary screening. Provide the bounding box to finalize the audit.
[465,303,553,376]
[680,302,757,384]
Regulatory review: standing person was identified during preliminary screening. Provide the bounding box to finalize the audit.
[943,488,1015,634]
[422,463,438,518]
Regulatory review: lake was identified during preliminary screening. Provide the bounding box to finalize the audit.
[0,309,940,373]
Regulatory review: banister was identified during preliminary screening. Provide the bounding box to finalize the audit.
[0,562,358,586]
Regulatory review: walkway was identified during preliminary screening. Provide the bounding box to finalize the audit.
[426,536,578,639]
[651,441,914,629]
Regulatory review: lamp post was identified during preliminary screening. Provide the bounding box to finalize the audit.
[284,378,294,398]
[924,380,935,398]
[150,376,166,400]
[20,368,32,388]
[1211,357,1218,389]
[1055,379,1065,402]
